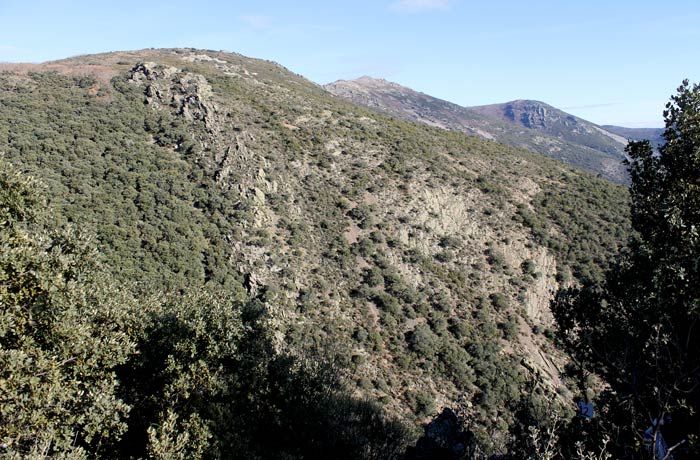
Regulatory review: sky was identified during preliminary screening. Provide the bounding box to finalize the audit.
[1,0,699,128]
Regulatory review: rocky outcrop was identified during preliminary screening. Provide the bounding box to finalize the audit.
[129,62,214,124]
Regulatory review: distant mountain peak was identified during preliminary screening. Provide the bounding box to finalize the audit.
[482,100,578,129]
[508,99,549,106]
[325,77,632,183]
[355,75,388,83]
[327,75,410,93]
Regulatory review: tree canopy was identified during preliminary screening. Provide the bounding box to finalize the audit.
[0,159,412,459]
[554,80,700,459]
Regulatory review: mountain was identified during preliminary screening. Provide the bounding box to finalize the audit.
[323,76,498,136]
[602,124,665,148]
[325,77,632,183]
[0,49,630,456]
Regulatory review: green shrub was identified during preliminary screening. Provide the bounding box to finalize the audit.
[486,248,507,270]
[490,292,510,311]
[406,324,438,359]
[406,390,435,418]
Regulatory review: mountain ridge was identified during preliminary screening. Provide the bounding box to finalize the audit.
[325,76,646,183]
[602,124,665,148]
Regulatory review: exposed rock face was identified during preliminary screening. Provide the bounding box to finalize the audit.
[130,62,213,123]
[504,101,550,129]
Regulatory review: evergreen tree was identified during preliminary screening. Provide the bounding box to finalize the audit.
[554,80,700,459]
[0,161,136,458]
[0,162,412,459]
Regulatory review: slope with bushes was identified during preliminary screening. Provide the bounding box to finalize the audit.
[0,48,630,455]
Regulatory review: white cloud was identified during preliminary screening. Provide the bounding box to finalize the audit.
[0,45,17,52]
[390,0,450,13]
[239,15,274,30]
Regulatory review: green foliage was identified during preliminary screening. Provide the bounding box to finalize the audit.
[405,390,436,419]
[406,324,438,359]
[0,51,634,458]
[349,204,375,229]
[439,235,461,249]
[117,289,414,459]
[0,162,413,459]
[0,71,242,290]
[500,314,519,341]
[490,292,510,312]
[0,161,135,458]
[524,180,629,286]
[485,247,506,271]
[554,81,700,459]
[521,259,537,276]
[364,266,385,287]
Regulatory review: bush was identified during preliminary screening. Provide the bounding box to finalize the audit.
[406,390,435,418]
[364,266,385,287]
[0,164,136,458]
[348,204,375,229]
[500,315,519,341]
[486,248,507,270]
[435,250,455,263]
[406,324,438,359]
[521,259,537,275]
[490,292,510,311]
[439,235,461,249]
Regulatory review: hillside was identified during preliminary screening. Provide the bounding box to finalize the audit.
[325,77,631,183]
[0,49,630,456]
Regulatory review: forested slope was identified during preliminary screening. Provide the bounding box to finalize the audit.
[0,48,631,457]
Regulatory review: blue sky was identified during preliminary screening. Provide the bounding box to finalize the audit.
[1,0,698,127]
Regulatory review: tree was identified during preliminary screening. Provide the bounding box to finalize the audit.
[553,80,700,459]
[0,161,136,458]
[0,161,413,459]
